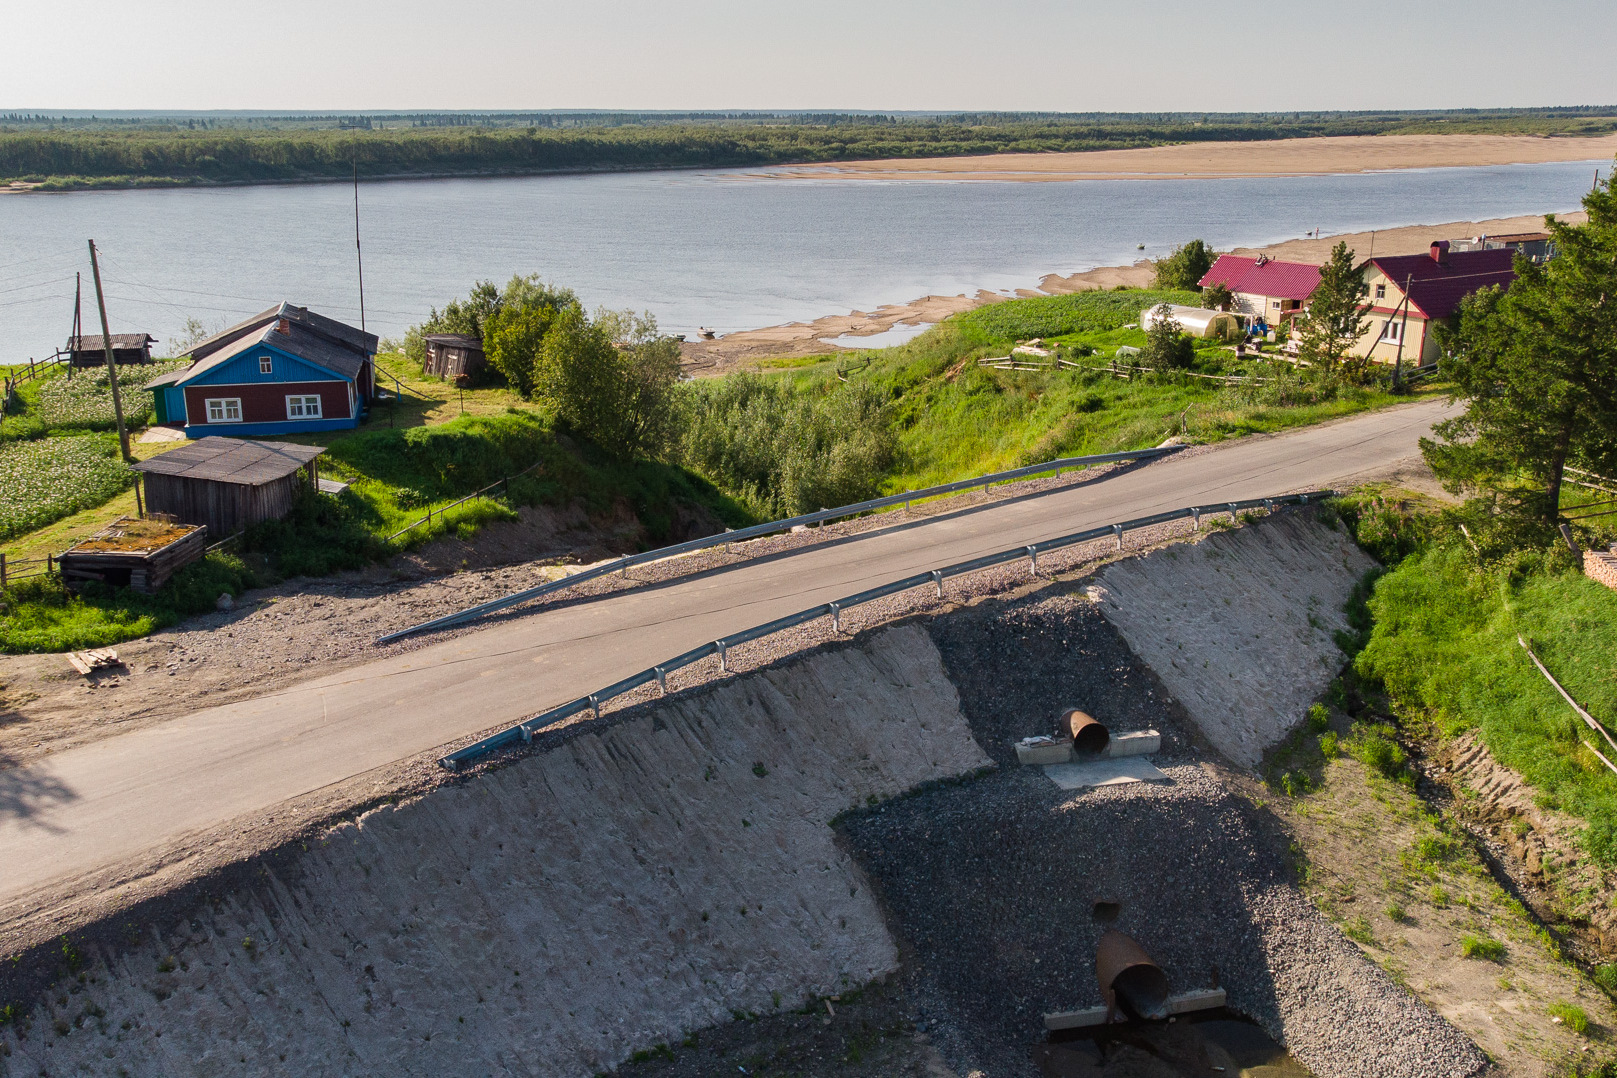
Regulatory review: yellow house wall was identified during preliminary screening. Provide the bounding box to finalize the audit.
[1352,264,1438,366]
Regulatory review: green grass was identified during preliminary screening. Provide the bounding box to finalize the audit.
[1462,934,1507,961]
[1355,543,1617,865]
[31,362,185,431]
[1550,1001,1590,1033]
[954,288,1198,342]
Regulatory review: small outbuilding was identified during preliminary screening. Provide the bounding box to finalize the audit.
[1140,303,1241,341]
[130,438,325,540]
[69,333,157,368]
[422,334,485,381]
[59,517,207,594]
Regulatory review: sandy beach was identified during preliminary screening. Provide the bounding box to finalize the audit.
[680,210,1586,371]
[753,133,1617,184]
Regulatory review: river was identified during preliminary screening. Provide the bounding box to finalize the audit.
[0,158,1603,364]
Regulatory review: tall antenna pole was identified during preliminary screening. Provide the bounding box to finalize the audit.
[87,240,132,462]
[353,159,367,333]
[69,272,82,379]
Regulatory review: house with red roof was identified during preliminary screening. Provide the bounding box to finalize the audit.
[1353,242,1516,366]
[1198,254,1323,327]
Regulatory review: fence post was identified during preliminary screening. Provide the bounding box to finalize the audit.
[47,553,54,574]
[0,552,6,587]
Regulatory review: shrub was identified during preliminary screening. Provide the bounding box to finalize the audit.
[1384,902,1408,922]
[1461,934,1506,961]
[1152,240,1215,291]
[1306,703,1331,732]
[1595,964,1617,994]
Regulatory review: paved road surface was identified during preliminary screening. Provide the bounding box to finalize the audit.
[0,399,1454,906]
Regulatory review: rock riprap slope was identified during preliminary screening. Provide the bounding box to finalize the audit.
[1088,511,1375,767]
[0,625,988,1078]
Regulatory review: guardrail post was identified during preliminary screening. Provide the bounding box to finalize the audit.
[1112,524,1123,550]
[589,693,600,720]
[1264,498,1275,514]
[717,640,728,673]
[1227,503,1238,521]
[830,602,842,633]
[1192,507,1201,528]
[655,666,667,694]
[519,724,533,744]
[932,569,944,598]
[1027,545,1038,575]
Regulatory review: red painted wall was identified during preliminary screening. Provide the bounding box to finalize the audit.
[184,381,352,426]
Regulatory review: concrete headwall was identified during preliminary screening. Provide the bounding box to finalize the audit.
[0,624,989,1078]
[1087,511,1376,767]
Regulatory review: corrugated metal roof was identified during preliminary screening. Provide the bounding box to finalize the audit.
[424,333,483,349]
[1368,248,1516,321]
[175,317,369,386]
[1199,255,1323,302]
[69,333,155,351]
[131,438,325,485]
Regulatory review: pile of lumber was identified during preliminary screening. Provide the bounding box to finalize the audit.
[66,649,123,676]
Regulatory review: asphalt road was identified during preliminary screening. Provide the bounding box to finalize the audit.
[0,398,1455,906]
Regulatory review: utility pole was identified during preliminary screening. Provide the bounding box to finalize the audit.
[353,160,367,333]
[1390,273,1414,392]
[87,240,132,462]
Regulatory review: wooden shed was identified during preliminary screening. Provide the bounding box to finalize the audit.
[422,333,485,381]
[69,333,157,368]
[131,438,325,541]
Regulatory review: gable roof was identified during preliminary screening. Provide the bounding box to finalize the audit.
[1199,254,1322,302]
[168,302,375,387]
[185,302,376,363]
[69,333,156,352]
[1366,247,1516,321]
[424,333,483,349]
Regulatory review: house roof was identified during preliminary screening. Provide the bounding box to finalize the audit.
[1198,255,1322,302]
[143,368,184,390]
[69,333,156,351]
[184,302,377,363]
[1366,247,1516,321]
[169,304,374,387]
[131,438,324,485]
[424,333,483,349]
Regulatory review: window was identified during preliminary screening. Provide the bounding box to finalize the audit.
[1270,299,1282,310]
[259,356,273,374]
[286,394,322,420]
[205,398,242,423]
[1374,283,1387,300]
[1380,321,1402,343]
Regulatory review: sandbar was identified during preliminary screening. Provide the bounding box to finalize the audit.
[751,133,1617,184]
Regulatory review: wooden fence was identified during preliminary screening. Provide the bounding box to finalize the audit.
[384,459,548,543]
[0,552,56,587]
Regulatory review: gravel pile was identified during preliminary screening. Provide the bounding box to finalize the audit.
[830,590,1484,1078]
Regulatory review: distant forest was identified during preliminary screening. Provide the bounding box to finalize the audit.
[4,108,1615,189]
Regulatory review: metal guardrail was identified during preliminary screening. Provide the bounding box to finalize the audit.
[436,488,1331,771]
[377,445,1181,644]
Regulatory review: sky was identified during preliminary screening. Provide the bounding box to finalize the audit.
[3,0,1614,113]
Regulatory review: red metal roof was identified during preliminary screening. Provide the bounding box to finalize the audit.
[1198,255,1322,302]
[1367,247,1516,321]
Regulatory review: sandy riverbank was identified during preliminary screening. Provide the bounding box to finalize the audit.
[753,133,1617,184]
[680,210,1587,372]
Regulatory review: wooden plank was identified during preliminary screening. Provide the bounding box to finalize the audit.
[66,653,94,676]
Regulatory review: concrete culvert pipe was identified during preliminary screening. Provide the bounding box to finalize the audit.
[1062,708,1110,755]
[1096,930,1170,1021]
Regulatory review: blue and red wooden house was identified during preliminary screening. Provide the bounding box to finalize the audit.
[146,303,377,438]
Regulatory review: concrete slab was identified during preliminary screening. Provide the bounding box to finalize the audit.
[1042,756,1170,790]
[1014,729,1161,766]
[1044,988,1226,1030]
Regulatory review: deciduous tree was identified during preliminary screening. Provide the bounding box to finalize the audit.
[1152,240,1216,291]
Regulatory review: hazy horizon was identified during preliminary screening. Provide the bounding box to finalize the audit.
[5,0,1613,114]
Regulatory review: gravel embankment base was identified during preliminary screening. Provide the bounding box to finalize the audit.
[833,590,1484,1078]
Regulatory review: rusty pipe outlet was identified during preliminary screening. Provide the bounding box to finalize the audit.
[1061,709,1110,755]
[1095,930,1170,1021]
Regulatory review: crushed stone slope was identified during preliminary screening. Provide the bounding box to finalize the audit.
[0,624,989,1078]
[1089,512,1376,767]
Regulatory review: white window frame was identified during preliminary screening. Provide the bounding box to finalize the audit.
[1374,283,1387,300]
[205,397,242,423]
[286,394,323,420]
[259,356,273,374]
[1380,320,1402,343]
[1270,299,1282,310]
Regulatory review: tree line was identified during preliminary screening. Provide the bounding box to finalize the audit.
[7,109,1614,184]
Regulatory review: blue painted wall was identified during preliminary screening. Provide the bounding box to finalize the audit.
[183,344,348,388]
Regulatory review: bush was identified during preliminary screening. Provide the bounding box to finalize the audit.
[1595,964,1617,994]
[679,374,896,519]
[1306,703,1330,732]
[1152,240,1216,291]
[1140,305,1195,372]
